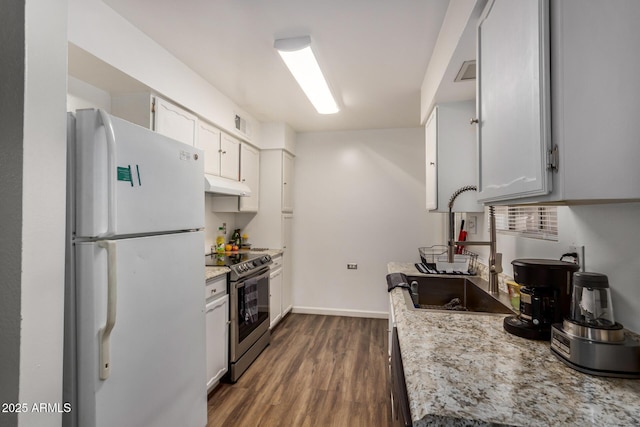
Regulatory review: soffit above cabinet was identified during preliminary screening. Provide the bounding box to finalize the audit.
[68,43,150,94]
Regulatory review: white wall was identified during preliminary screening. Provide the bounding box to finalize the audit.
[292,128,445,317]
[564,204,640,333]
[471,203,640,333]
[67,75,111,112]
[0,1,68,426]
[204,195,246,254]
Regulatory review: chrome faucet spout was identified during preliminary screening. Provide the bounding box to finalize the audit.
[447,186,501,294]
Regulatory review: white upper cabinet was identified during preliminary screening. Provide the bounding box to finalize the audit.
[426,101,483,212]
[477,0,640,205]
[111,93,197,146]
[220,133,241,181]
[153,97,198,146]
[209,141,260,213]
[239,143,260,212]
[282,151,294,213]
[477,0,551,203]
[198,121,222,176]
[425,112,437,210]
[196,122,240,181]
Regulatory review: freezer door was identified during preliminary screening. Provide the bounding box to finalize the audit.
[73,109,204,238]
[74,231,206,427]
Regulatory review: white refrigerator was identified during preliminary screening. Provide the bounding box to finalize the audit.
[64,109,207,427]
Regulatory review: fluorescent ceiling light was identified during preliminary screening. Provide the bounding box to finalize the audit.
[274,36,339,115]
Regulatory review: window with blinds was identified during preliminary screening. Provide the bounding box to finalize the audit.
[493,206,558,241]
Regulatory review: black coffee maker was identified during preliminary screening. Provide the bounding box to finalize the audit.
[503,259,579,340]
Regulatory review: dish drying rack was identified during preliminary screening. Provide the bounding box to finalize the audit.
[418,245,478,275]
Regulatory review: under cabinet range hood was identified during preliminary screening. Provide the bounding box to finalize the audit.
[204,174,252,196]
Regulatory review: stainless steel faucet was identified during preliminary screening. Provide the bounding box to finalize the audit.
[447,186,502,294]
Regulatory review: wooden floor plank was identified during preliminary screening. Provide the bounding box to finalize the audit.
[207,313,392,427]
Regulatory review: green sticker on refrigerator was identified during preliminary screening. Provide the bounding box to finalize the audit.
[117,166,134,186]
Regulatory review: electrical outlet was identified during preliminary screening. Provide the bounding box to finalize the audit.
[467,215,478,235]
[347,263,358,270]
[568,244,585,271]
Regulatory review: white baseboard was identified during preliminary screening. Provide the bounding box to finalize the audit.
[292,306,389,319]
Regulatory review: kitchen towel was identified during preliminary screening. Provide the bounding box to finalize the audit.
[243,277,259,324]
[387,272,409,292]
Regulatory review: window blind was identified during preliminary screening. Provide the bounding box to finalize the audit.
[493,206,558,241]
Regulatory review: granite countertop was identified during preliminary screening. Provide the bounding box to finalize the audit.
[205,266,230,281]
[388,262,640,427]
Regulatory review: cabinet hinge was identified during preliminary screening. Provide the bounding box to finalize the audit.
[547,145,559,172]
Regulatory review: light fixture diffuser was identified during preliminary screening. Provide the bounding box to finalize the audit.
[274,36,339,114]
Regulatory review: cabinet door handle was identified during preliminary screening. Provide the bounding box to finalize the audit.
[470,118,479,124]
[429,162,435,166]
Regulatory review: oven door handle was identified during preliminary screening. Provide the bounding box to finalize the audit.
[234,268,270,289]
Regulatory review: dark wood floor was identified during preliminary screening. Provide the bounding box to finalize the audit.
[207,313,392,427]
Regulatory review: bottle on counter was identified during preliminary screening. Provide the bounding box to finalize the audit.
[216,227,226,253]
[231,229,242,247]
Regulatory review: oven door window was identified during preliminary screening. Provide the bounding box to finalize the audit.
[237,272,269,342]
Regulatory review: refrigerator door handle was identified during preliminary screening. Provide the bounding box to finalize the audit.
[98,240,117,380]
[98,110,118,236]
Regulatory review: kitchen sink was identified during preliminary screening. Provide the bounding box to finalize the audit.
[404,276,514,315]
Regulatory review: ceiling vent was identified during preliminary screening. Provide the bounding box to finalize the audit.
[454,60,476,82]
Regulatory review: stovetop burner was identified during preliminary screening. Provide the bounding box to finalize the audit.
[205,252,272,281]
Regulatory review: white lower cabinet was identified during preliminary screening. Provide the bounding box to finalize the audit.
[205,276,228,392]
[281,215,293,316]
[269,257,283,329]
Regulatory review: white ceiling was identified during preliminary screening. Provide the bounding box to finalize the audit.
[101,0,450,132]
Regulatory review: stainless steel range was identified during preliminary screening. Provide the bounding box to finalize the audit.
[205,252,272,382]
